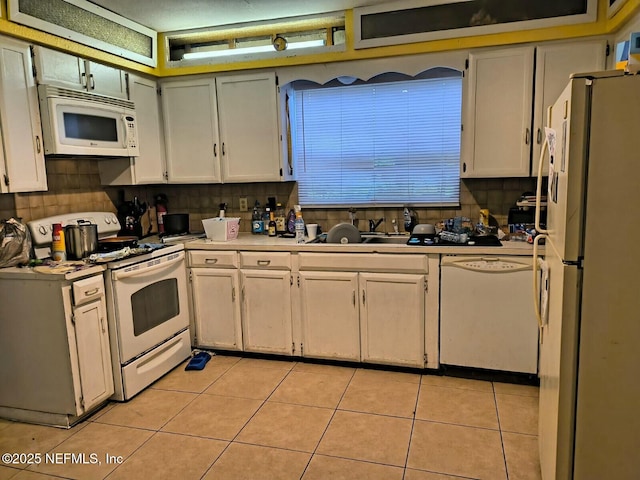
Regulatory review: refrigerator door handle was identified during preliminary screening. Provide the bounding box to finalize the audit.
[535,130,552,235]
[532,234,546,341]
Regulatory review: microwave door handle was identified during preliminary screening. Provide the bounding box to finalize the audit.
[121,114,131,148]
[112,254,183,280]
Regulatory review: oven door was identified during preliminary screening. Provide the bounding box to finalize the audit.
[109,250,189,363]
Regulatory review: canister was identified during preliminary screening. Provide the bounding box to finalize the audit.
[51,223,66,261]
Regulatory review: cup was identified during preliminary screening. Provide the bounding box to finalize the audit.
[306,223,318,240]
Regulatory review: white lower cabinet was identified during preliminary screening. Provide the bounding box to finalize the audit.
[188,251,242,350]
[191,269,242,350]
[299,271,360,361]
[72,298,113,409]
[241,269,293,355]
[188,249,438,369]
[359,273,425,368]
[0,272,112,427]
[297,253,433,368]
[240,252,293,355]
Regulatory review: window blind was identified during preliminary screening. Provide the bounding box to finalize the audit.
[291,75,462,206]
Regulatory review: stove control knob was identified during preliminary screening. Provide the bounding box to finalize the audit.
[39,225,47,235]
[111,215,118,224]
[105,217,111,224]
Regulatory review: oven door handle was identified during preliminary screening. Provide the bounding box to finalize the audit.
[112,253,183,280]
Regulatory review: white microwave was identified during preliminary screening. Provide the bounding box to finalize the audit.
[38,84,140,157]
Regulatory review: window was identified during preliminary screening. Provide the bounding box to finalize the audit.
[290,71,462,206]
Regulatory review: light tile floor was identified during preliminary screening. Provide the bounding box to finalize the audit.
[0,355,541,480]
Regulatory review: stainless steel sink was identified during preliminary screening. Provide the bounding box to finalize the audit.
[361,236,409,244]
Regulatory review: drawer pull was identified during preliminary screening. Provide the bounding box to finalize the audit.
[257,260,271,266]
[83,288,100,297]
[205,258,219,264]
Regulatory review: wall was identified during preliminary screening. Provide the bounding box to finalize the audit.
[4,158,534,235]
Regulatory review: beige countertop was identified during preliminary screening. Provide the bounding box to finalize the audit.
[184,233,539,256]
[0,262,106,281]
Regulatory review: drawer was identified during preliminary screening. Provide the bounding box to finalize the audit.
[240,251,291,270]
[298,253,428,274]
[189,250,238,268]
[72,275,105,307]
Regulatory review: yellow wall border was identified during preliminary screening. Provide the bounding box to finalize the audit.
[2,0,640,78]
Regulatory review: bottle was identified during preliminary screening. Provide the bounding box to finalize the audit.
[268,211,277,237]
[219,202,227,218]
[275,202,286,234]
[294,205,305,244]
[262,207,271,235]
[286,208,296,234]
[51,223,66,262]
[251,201,264,234]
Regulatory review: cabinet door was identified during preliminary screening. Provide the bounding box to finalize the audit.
[299,271,360,361]
[191,268,242,350]
[0,39,47,192]
[359,273,425,368]
[130,75,166,183]
[216,72,282,182]
[241,269,292,355]
[162,79,221,183]
[72,299,114,413]
[32,46,84,90]
[87,61,127,99]
[462,46,534,177]
[532,40,606,175]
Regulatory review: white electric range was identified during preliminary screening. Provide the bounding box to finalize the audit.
[29,212,192,402]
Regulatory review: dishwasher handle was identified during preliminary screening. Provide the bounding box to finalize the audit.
[442,258,531,273]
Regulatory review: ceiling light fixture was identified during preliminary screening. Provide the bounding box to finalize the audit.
[183,39,325,60]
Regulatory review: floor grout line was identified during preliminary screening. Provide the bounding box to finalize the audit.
[492,381,511,480]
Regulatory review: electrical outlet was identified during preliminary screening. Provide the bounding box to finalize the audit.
[239,197,248,212]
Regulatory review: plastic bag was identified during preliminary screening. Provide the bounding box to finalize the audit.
[0,218,32,268]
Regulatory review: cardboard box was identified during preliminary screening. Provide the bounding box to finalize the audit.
[202,217,240,241]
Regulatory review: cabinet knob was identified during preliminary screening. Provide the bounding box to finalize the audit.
[525,128,531,145]
[213,143,217,157]
[537,128,542,145]
[462,162,467,173]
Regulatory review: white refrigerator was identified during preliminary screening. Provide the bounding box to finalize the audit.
[534,70,640,480]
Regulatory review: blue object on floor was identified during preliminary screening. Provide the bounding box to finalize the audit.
[185,351,211,371]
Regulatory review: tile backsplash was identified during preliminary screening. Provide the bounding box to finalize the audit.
[5,158,535,234]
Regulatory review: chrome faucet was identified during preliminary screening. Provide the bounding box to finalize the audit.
[369,218,384,232]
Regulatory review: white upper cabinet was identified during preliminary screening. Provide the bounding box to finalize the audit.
[462,39,608,178]
[532,39,607,175]
[128,75,165,183]
[32,46,127,99]
[216,72,282,182]
[161,72,282,184]
[0,37,47,193]
[98,75,166,185]
[462,46,535,178]
[162,78,221,183]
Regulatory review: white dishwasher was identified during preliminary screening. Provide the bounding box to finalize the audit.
[440,255,539,374]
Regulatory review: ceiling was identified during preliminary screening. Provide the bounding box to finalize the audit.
[88,0,393,33]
